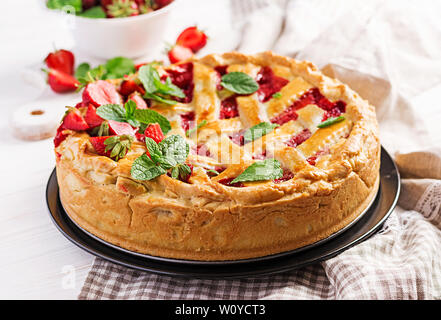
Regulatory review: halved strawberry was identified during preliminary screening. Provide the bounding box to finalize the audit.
[45,68,79,93]
[168,45,194,64]
[144,123,164,143]
[108,120,137,136]
[176,26,208,53]
[61,108,89,131]
[82,80,122,107]
[44,49,75,75]
[89,136,112,157]
[84,104,104,128]
[119,79,145,96]
[128,93,148,109]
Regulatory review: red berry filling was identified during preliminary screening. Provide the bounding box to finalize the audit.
[215,65,228,90]
[285,128,311,148]
[164,62,194,103]
[180,111,195,131]
[270,88,346,125]
[220,96,239,119]
[53,126,68,147]
[228,130,245,146]
[274,168,294,183]
[192,144,211,157]
[256,66,289,102]
[218,177,244,188]
[252,150,267,160]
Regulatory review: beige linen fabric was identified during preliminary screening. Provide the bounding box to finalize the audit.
[78,0,441,299]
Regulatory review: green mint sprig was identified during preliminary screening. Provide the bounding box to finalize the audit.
[186,120,207,137]
[77,6,106,18]
[138,64,185,106]
[220,72,259,95]
[231,159,283,184]
[104,135,134,161]
[243,122,279,143]
[131,135,190,181]
[317,116,345,128]
[75,57,136,87]
[96,101,171,134]
[46,0,82,13]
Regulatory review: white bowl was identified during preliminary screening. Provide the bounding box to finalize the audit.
[69,2,177,60]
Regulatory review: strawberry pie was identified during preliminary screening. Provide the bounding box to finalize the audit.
[54,51,380,261]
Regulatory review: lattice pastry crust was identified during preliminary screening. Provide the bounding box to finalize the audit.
[55,51,380,261]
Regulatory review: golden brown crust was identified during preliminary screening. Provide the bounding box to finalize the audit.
[55,51,381,261]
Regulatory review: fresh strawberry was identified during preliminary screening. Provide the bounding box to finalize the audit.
[54,126,68,147]
[168,45,194,64]
[82,0,98,10]
[144,123,164,143]
[176,26,208,53]
[119,79,145,96]
[89,136,112,157]
[61,108,89,131]
[84,104,104,128]
[108,120,137,136]
[82,80,122,107]
[128,93,148,109]
[155,0,173,9]
[45,68,79,93]
[135,62,147,70]
[44,49,75,75]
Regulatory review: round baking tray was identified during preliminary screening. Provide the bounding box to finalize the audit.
[46,146,400,278]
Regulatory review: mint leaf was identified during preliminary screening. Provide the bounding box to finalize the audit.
[134,109,171,134]
[243,122,279,143]
[144,137,162,161]
[138,64,161,94]
[75,63,90,81]
[158,135,189,165]
[46,0,82,13]
[96,104,127,122]
[138,64,185,105]
[186,120,207,137]
[131,154,166,181]
[104,57,135,79]
[272,92,282,99]
[232,159,283,183]
[317,116,345,128]
[77,6,106,18]
[143,92,179,106]
[124,100,140,127]
[220,72,259,95]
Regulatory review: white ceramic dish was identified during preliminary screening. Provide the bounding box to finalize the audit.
[44,1,177,59]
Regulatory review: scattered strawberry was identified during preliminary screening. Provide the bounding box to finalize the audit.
[82,80,122,107]
[84,104,104,128]
[90,136,112,157]
[176,26,207,53]
[54,126,68,148]
[128,93,148,109]
[44,68,79,93]
[82,0,98,10]
[108,120,137,136]
[155,0,173,9]
[44,49,75,75]
[144,123,164,143]
[168,45,194,64]
[61,108,89,131]
[119,78,145,96]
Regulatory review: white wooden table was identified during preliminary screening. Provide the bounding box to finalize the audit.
[1,0,440,299]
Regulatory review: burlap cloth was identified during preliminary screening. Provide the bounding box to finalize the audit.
[78,0,441,299]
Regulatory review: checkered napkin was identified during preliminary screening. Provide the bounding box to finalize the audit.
[78,0,441,299]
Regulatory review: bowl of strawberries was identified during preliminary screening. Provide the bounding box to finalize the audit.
[45,0,176,59]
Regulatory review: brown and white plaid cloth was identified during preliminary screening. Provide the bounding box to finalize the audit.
[78,0,441,300]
